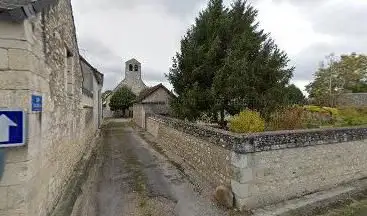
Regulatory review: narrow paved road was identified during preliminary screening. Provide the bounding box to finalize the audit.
[96,119,229,216]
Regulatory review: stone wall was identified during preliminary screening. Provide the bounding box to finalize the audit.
[0,0,102,215]
[143,115,367,210]
[146,115,232,187]
[337,93,367,107]
[133,104,145,128]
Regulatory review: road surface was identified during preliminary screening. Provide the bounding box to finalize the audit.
[95,119,230,216]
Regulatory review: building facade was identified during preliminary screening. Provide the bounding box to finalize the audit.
[0,1,103,215]
[133,83,175,128]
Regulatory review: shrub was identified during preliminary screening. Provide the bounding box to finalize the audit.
[336,107,367,126]
[304,105,339,117]
[229,110,265,133]
[268,107,305,130]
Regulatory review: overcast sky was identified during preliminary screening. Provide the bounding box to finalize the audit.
[71,0,367,93]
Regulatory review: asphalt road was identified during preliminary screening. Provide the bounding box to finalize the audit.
[95,119,229,216]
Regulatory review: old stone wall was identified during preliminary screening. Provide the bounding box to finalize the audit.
[0,0,102,215]
[0,18,32,216]
[146,116,232,187]
[143,115,367,211]
[133,104,145,128]
[337,93,367,107]
[237,140,367,208]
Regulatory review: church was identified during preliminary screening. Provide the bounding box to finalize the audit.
[103,58,174,118]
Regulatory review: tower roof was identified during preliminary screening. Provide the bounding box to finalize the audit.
[125,58,140,64]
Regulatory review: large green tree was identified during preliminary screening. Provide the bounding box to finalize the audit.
[109,87,136,112]
[306,53,367,106]
[283,84,306,105]
[167,0,293,125]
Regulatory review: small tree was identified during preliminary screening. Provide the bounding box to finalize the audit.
[109,87,136,114]
[102,90,112,100]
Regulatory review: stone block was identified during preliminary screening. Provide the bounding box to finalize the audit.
[0,208,26,216]
[7,185,25,209]
[235,196,257,211]
[0,71,30,90]
[0,162,27,186]
[0,38,31,50]
[5,148,27,164]
[214,185,234,208]
[0,187,7,210]
[8,49,32,71]
[231,180,250,199]
[0,70,49,93]
[0,90,31,112]
[231,152,252,168]
[231,166,253,184]
[0,21,26,40]
[0,48,8,69]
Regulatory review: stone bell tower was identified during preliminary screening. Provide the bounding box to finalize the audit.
[114,58,147,95]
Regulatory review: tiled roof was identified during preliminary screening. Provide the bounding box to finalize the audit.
[80,55,104,85]
[0,0,57,21]
[0,0,33,10]
[136,83,175,103]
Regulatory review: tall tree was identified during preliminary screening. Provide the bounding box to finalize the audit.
[168,0,294,124]
[168,0,226,121]
[306,53,367,106]
[283,84,306,105]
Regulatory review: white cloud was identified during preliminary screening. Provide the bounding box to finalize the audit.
[72,0,367,94]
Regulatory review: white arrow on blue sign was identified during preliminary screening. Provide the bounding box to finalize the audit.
[0,109,26,148]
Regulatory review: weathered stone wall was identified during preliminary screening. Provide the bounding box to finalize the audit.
[0,18,32,216]
[143,115,367,210]
[133,104,145,128]
[0,0,102,215]
[146,116,232,187]
[337,93,367,107]
[234,140,367,208]
[141,88,173,115]
[142,88,170,104]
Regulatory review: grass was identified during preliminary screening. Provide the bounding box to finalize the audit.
[320,199,367,216]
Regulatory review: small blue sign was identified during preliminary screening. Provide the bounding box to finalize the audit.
[0,109,26,148]
[32,95,42,112]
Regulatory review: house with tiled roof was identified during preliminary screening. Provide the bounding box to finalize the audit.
[133,83,176,128]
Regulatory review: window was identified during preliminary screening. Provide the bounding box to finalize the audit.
[129,64,133,71]
[65,47,74,96]
[134,65,139,71]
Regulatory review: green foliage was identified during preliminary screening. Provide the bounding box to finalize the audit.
[109,87,136,112]
[283,84,306,105]
[229,109,265,133]
[102,90,112,100]
[306,53,367,106]
[268,107,305,130]
[167,0,293,124]
[336,107,367,126]
[303,105,339,117]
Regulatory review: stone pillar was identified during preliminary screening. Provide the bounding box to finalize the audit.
[231,152,257,210]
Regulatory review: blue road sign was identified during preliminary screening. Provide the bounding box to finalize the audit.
[0,109,26,148]
[32,95,42,112]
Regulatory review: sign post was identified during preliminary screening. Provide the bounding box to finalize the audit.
[0,108,26,148]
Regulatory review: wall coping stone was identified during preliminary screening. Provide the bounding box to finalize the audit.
[148,114,367,154]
